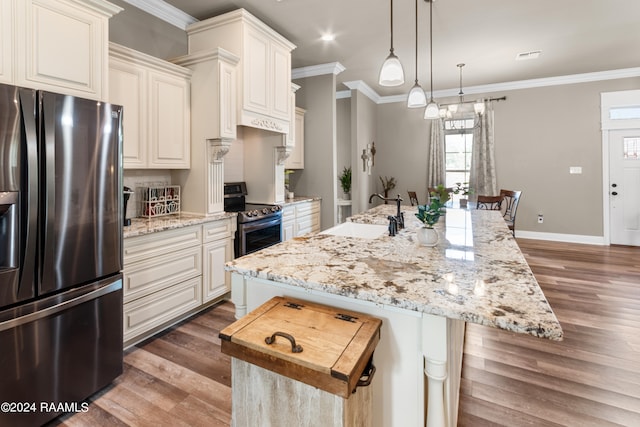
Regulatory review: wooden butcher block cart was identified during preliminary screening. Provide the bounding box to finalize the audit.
[219,296,382,426]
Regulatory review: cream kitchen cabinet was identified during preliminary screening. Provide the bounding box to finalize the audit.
[6,0,121,99]
[0,0,13,84]
[281,200,321,241]
[285,83,300,147]
[285,107,306,169]
[202,218,236,303]
[109,43,192,169]
[281,205,295,241]
[296,200,321,236]
[123,225,203,346]
[173,48,239,142]
[122,217,235,347]
[186,8,295,134]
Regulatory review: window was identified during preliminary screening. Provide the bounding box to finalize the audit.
[444,119,474,199]
[623,137,640,159]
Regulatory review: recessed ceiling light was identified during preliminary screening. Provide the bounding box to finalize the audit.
[516,50,542,61]
[321,33,335,42]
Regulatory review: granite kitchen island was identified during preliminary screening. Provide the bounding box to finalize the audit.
[226,204,563,427]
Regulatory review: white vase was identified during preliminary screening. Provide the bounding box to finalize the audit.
[417,226,438,246]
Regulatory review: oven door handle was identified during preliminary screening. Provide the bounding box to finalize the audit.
[241,216,282,233]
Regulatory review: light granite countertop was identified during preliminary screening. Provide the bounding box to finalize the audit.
[226,204,563,340]
[278,195,321,206]
[123,211,236,238]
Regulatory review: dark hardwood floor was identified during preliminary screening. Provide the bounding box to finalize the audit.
[49,239,640,426]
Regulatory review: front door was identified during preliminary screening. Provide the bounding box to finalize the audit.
[609,129,640,245]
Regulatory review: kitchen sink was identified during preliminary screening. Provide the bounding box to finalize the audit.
[320,222,388,239]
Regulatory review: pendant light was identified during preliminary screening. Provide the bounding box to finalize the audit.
[446,63,465,114]
[407,0,426,108]
[424,0,439,119]
[379,0,405,87]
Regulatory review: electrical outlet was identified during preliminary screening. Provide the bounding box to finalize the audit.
[537,214,544,224]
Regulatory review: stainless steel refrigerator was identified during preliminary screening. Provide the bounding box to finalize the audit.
[0,83,124,426]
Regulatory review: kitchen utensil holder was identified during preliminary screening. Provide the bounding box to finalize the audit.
[139,185,181,218]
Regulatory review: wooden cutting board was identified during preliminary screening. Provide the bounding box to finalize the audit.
[219,296,382,399]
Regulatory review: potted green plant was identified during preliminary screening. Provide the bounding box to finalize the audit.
[429,184,451,207]
[415,197,446,246]
[339,166,352,199]
[452,182,473,208]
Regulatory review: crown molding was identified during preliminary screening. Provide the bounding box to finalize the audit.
[171,47,240,67]
[342,81,381,103]
[341,67,640,104]
[292,62,346,80]
[121,0,197,30]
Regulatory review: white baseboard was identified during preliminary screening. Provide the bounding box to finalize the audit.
[516,230,606,245]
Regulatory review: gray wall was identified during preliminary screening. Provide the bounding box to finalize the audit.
[361,76,640,237]
[336,97,351,187]
[293,74,338,229]
[350,90,378,214]
[109,0,187,59]
[374,103,431,207]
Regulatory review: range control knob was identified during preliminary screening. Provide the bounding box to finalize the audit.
[251,210,259,217]
[262,208,269,214]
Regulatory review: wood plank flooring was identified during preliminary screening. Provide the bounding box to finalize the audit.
[49,239,640,426]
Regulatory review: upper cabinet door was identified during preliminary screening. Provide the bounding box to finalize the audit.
[148,72,191,169]
[219,59,238,140]
[0,0,13,84]
[109,57,147,168]
[244,27,270,116]
[271,42,291,121]
[15,0,119,99]
[110,43,192,170]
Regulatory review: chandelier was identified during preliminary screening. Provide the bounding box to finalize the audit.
[437,63,486,118]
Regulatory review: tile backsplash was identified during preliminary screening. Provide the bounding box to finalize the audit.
[123,170,172,220]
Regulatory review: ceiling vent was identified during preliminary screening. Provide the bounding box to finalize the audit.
[515,50,542,61]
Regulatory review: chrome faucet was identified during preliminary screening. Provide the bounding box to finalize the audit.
[369,193,404,230]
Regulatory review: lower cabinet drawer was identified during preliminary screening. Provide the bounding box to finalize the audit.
[123,276,202,343]
[123,246,202,303]
[297,214,320,236]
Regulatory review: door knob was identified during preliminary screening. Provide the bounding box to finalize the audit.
[611,183,617,188]
[612,191,618,196]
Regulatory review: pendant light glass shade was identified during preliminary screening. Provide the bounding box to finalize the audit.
[408,82,427,108]
[424,100,440,119]
[379,0,404,87]
[379,51,405,86]
[407,0,425,108]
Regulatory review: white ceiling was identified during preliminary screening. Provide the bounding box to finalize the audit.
[154,0,640,98]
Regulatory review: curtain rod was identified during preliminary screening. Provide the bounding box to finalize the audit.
[439,96,507,107]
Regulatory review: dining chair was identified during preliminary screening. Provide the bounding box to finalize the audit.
[476,195,503,210]
[500,189,522,236]
[407,191,419,206]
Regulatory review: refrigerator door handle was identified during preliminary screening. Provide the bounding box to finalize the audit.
[39,93,56,288]
[0,278,121,332]
[18,88,38,298]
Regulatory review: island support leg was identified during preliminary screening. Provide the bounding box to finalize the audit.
[422,314,466,427]
[231,273,247,319]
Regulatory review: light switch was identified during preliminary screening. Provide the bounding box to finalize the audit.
[569,166,582,174]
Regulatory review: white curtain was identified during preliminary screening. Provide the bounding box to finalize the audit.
[427,118,445,188]
[470,104,497,197]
